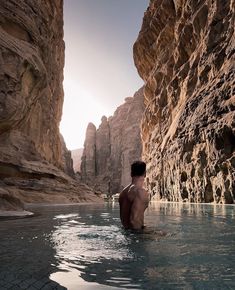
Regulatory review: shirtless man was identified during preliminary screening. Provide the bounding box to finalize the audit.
[119,161,149,230]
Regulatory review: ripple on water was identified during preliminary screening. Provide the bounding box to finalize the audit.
[0,202,234,289]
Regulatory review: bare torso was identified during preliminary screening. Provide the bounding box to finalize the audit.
[119,183,149,230]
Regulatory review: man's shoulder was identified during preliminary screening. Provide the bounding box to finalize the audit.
[119,184,131,200]
[120,184,131,195]
[129,186,148,197]
[137,187,148,198]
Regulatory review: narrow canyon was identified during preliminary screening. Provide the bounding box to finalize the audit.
[0,0,234,210]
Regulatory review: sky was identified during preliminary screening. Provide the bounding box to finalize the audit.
[60,0,149,150]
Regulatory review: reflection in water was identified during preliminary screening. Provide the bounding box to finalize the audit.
[50,206,139,289]
[0,202,234,290]
[0,207,66,289]
[49,202,235,289]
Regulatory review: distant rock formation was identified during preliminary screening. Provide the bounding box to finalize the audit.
[71,148,83,172]
[81,88,145,194]
[0,0,100,206]
[81,122,97,185]
[134,0,235,203]
[60,134,75,177]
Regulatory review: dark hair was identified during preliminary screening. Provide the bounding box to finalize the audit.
[131,161,146,177]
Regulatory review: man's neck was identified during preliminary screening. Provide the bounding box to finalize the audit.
[131,176,144,188]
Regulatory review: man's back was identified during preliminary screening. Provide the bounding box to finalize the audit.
[119,184,149,230]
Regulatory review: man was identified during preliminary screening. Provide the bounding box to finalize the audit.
[119,161,149,230]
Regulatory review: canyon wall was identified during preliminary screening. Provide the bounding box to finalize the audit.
[0,0,99,206]
[80,88,145,194]
[134,0,235,203]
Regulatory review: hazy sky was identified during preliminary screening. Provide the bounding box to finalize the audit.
[60,0,149,149]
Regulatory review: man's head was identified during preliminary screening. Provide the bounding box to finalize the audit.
[131,161,146,177]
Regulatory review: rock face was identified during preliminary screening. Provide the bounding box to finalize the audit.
[71,148,83,172]
[0,0,100,206]
[134,0,235,203]
[81,123,97,185]
[0,188,24,211]
[60,134,75,177]
[80,88,145,194]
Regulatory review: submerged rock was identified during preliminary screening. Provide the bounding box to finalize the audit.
[133,0,235,203]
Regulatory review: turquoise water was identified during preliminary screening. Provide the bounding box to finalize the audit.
[0,202,234,290]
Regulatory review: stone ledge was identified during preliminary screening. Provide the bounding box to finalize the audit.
[0,210,34,219]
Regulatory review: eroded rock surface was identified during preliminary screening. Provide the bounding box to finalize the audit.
[0,188,24,211]
[134,0,235,203]
[80,88,145,194]
[0,0,100,206]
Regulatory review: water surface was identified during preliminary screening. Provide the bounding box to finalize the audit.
[0,202,234,289]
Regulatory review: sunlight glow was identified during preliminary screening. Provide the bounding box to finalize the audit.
[60,78,111,150]
[60,0,148,150]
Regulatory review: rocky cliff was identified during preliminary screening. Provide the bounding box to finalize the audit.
[80,88,145,194]
[0,0,100,207]
[134,0,235,203]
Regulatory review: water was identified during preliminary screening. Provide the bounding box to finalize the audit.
[0,202,234,290]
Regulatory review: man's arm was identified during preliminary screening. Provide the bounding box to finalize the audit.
[130,188,149,230]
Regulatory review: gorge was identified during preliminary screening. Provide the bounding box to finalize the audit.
[0,1,234,289]
[0,0,234,208]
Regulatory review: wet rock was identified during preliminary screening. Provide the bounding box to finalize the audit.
[134,0,235,203]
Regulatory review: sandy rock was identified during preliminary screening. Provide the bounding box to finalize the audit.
[0,187,24,211]
[133,0,235,203]
[0,0,101,208]
[0,0,65,169]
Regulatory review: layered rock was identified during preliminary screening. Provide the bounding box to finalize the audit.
[0,188,24,211]
[134,0,235,203]
[0,0,100,207]
[80,88,145,194]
